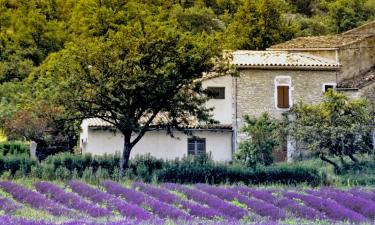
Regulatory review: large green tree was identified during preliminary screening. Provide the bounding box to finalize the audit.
[33,2,226,172]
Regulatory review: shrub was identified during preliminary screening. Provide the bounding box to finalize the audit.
[0,141,29,156]
[236,113,281,168]
[155,162,324,186]
[0,154,37,176]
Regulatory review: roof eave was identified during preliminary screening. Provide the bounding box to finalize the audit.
[235,65,341,71]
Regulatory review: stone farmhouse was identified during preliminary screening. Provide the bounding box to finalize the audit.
[80,21,375,162]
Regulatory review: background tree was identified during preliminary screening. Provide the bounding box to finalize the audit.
[287,90,373,172]
[235,113,281,168]
[225,0,296,50]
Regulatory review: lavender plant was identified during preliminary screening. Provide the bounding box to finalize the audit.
[196,183,285,220]
[132,182,224,219]
[162,183,248,219]
[0,197,21,213]
[284,191,367,222]
[35,181,112,217]
[307,188,375,219]
[0,181,71,216]
[102,181,191,220]
[68,180,151,220]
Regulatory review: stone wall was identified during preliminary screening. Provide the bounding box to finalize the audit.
[338,36,375,81]
[235,69,337,122]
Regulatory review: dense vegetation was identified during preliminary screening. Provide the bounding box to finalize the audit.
[1,0,375,159]
[0,153,325,186]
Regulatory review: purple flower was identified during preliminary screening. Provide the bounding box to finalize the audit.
[232,186,278,204]
[196,184,285,220]
[350,188,375,203]
[35,181,112,217]
[133,182,224,219]
[0,181,71,216]
[102,181,191,220]
[162,183,247,219]
[0,197,21,213]
[68,180,151,220]
[275,197,326,220]
[284,191,367,222]
[307,188,375,219]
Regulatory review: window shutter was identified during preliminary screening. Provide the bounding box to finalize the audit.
[283,86,289,108]
[277,86,289,108]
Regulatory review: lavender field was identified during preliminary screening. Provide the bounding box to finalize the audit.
[0,180,375,225]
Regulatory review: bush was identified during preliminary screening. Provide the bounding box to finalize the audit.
[155,161,325,186]
[0,141,29,156]
[0,154,37,176]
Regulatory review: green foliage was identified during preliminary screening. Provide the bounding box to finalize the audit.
[225,0,296,50]
[287,90,373,171]
[155,160,324,186]
[0,154,38,176]
[0,140,29,156]
[236,113,281,168]
[327,0,375,33]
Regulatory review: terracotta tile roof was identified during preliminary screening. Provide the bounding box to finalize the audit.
[85,117,232,130]
[338,66,375,89]
[268,34,373,50]
[232,50,340,70]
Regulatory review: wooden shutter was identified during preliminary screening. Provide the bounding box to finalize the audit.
[277,86,289,108]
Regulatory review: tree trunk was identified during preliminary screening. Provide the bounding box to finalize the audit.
[348,154,359,163]
[320,155,340,173]
[120,133,132,177]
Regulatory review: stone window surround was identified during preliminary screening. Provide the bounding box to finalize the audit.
[274,76,293,110]
[322,82,337,93]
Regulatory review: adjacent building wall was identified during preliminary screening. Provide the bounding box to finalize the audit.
[83,129,233,161]
[202,75,234,125]
[338,36,375,81]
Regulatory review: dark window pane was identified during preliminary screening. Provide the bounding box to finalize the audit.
[206,87,225,99]
[324,85,334,92]
[187,138,206,156]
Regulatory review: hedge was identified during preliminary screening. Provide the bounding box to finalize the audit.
[0,153,326,186]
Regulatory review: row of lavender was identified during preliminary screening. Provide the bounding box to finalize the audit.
[1,180,375,224]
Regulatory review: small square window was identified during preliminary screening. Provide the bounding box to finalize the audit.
[206,87,225,99]
[187,138,206,156]
[323,84,336,93]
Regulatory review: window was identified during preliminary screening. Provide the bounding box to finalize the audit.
[275,76,292,110]
[322,83,336,93]
[277,86,290,109]
[188,138,206,156]
[206,87,225,99]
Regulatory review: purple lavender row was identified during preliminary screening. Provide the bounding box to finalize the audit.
[307,188,375,219]
[196,184,285,220]
[68,181,151,220]
[350,188,375,203]
[0,181,71,216]
[284,191,367,222]
[0,197,21,213]
[233,186,325,220]
[162,183,247,219]
[132,182,224,219]
[102,181,191,220]
[35,181,112,218]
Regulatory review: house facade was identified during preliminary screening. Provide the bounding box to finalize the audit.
[80,21,375,162]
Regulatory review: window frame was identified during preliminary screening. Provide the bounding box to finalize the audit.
[187,138,206,156]
[206,86,225,100]
[322,83,337,93]
[274,76,292,110]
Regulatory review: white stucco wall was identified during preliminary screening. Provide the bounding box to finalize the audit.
[83,128,233,161]
[202,75,233,125]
